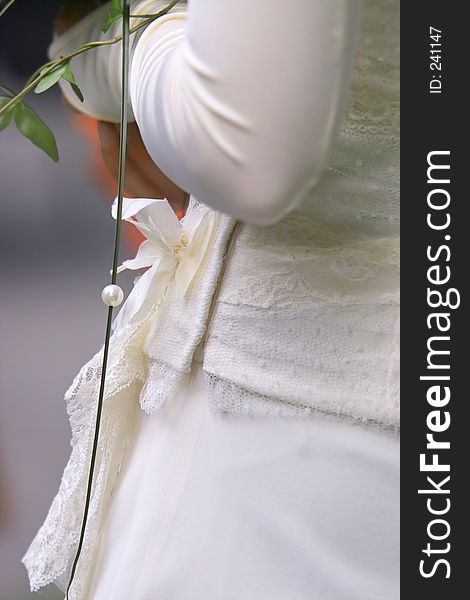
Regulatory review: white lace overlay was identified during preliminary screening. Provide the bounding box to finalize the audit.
[21,202,236,596]
[22,0,399,593]
[204,0,399,428]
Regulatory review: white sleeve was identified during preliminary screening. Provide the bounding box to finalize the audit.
[49,0,363,225]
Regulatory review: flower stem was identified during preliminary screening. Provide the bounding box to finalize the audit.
[65,1,131,598]
[0,0,180,118]
[0,0,17,18]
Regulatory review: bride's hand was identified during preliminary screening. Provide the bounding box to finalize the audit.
[97,121,189,215]
[54,1,189,216]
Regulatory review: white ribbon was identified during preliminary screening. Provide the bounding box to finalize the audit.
[110,197,217,331]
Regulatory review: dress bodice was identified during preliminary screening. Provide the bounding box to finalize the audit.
[174,0,399,429]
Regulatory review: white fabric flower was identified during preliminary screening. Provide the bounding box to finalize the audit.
[111,197,217,331]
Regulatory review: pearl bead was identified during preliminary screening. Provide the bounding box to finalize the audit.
[101,284,124,307]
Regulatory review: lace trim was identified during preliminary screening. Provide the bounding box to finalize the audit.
[204,370,399,437]
[139,358,186,414]
[21,291,167,594]
[20,201,235,594]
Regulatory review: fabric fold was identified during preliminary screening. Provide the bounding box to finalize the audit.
[111,196,218,331]
[21,197,237,596]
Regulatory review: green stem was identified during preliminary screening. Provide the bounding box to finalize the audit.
[112,6,131,285]
[0,0,180,118]
[0,0,17,18]
[65,2,131,598]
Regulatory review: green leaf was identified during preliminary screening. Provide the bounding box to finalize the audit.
[102,0,123,32]
[0,96,18,132]
[35,65,67,94]
[61,63,84,102]
[14,102,59,162]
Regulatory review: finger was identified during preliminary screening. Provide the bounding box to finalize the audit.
[98,121,164,197]
[126,124,187,210]
[98,121,187,213]
[97,121,120,181]
[99,122,183,206]
[125,157,167,198]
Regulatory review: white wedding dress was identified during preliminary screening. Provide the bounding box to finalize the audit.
[86,343,399,600]
[21,1,400,598]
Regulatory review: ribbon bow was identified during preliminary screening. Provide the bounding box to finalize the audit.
[110,197,217,331]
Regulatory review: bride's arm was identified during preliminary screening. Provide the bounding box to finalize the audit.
[49,0,363,225]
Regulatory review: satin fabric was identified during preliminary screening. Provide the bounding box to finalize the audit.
[85,344,399,600]
[110,197,218,331]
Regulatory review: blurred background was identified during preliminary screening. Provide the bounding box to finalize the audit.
[0,1,137,597]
